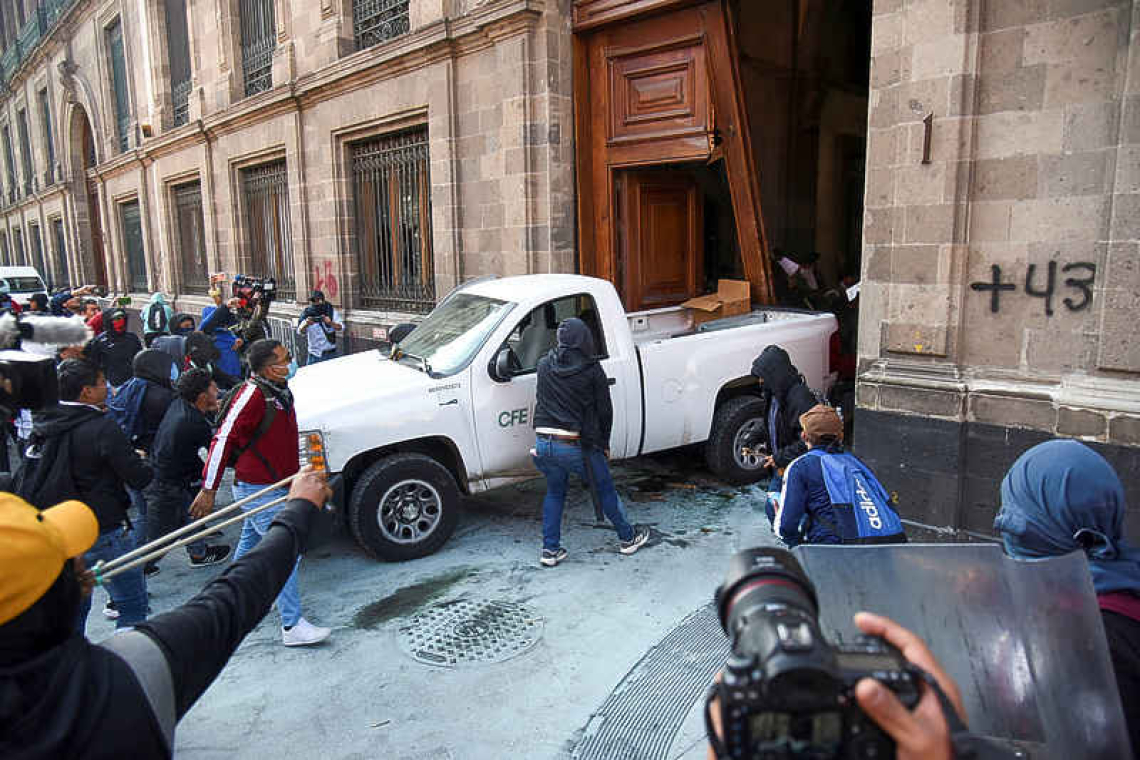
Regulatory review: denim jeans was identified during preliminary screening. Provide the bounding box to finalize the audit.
[305,349,337,365]
[532,437,634,552]
[78,526,148,633]
[232,481,303,627]
[127,486,147,550]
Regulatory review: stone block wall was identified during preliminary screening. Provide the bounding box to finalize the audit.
[858,0,1140,541]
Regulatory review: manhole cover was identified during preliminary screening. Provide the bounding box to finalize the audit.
[397,599,543,667]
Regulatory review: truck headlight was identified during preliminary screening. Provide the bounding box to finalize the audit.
[298,431,327,472]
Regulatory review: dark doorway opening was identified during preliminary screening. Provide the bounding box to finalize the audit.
[68,105,108,291]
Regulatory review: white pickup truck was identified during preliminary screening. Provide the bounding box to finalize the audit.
[292,275,836,561]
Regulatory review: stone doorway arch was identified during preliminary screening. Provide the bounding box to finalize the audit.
[67,104,108,291]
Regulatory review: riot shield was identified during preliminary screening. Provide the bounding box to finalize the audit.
[794,544,1132,759]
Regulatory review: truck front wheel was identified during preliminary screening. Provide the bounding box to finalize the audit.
[348,453,461,561]
[705,396,770,485]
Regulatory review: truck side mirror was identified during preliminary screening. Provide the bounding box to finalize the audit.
[490,346,520,382]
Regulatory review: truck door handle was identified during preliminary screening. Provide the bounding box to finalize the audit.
[439,399,458,406]
[607,377,616,386]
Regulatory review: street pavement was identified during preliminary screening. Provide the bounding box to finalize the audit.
[84,451,782,759]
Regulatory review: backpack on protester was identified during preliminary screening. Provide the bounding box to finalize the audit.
[106,377,150,444]
[144,303,169,337]
[215,379,280,478]
[803,448,906,544]
[15,431,78,510]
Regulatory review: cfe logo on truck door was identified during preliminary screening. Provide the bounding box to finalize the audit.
[499,408,530,428]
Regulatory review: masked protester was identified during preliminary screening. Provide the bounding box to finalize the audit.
[185,331,239,391]
[87,308,143,388]
[0,467,331,759]
[190,339,331,647]
[150,314,197,372]
[531,317,650,567]
[296,290,342,365]
[26,293,48,313]
[995,439,1140,752]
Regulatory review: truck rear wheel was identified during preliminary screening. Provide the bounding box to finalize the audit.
[705,396,770,485]
[348,453,461,561]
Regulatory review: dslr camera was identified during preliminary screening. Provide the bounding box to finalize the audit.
[232,275,277,310]
[709,548,920,759]
[0,312,91,414]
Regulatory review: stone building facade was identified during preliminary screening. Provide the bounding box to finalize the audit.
[855,0,1140,540]
[0,0,572,347]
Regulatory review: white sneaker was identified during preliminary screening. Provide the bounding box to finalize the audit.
[281,617,331,647]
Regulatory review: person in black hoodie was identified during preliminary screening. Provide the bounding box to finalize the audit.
[132,349,177,454]
[143,368,231,568]
[531,318,649,567]
[0,467,331,760]
[87,308,143,388]
[750,344,819,472]
[27,359,152,631]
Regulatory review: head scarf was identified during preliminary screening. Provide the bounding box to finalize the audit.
[995,439,1140,595]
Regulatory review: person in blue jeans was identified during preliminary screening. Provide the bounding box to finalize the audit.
[530,317,649,567]
[26,359,152,631]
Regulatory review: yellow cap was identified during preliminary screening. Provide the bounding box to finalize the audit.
[0,495,99,625]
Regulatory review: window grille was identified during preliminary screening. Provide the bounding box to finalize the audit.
[241,160,295,299]
[0,232,9,266]
[351,128,434,312]
[16,109,33,196]
[174,181,208,294]
[29,223,45,282]
[239,0,275,97]
[120,200,148,292]
[38,89,54,185]
[12,226,24,265]
[352,0,409,52]
[52,218,68,286]
[3,125,16,202]
[165,0,192,127]
[106,19,131,152]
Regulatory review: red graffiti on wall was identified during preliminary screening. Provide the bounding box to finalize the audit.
[313,261,339,300]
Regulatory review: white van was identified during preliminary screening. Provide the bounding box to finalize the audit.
[0,266,48,305]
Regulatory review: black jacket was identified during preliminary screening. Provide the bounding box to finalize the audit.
[533,319,612,450]
[30,404,152,531]
[0,498,317,759]
[151,398,213,486]
[87,310,143,386]
[751,345,818,468]
[132,350,176,453]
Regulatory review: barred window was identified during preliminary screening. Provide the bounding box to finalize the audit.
[38,89,54,186]
[240,0,275,97]
[3,125,16,203]
[351,127,434,312]
[12,226,24,265]
[29,223,46,283]
[241,160,295,299]
[0,232,9,266]
[106,19,131,153]
[16,108,32,196]
[166,0,192,127]
[52,218,69,286]
[173,181,208,294]
[353,0,409,52]
[120,199,148,291]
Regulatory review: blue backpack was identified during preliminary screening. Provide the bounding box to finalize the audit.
[805,448,906,543]
[106,377,150,443]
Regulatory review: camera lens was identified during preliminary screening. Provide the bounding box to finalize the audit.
[715,548,818,638]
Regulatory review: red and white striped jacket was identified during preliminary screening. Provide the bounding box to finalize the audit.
[202,380,299,490]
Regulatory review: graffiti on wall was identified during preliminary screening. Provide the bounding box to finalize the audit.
[970,262,1096,316]
[313,261,340,300]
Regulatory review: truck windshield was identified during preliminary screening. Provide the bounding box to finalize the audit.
[4,277,44,292]
[395,293,515,377]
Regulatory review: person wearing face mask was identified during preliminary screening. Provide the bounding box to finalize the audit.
[190,340,331,646]
[87,308,144,388]
[994,439,1140,753]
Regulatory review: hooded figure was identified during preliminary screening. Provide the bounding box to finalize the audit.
[132,349,177,453]
[750,345,818,468]
[87,308,143,387]
[150,314,196,371]
[995,439,1140,750]
[185,331,238,391]
[142,293,174,347]
[200,304,242,379]
[530,317,648,566]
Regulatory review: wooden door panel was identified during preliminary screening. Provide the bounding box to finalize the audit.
[608,37,708,147]
[623,170,702,310]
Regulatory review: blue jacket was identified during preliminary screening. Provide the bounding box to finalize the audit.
[201,305,242,378]
[775,444,844,546]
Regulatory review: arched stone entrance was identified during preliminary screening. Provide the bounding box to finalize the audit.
[67,104,108,291]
